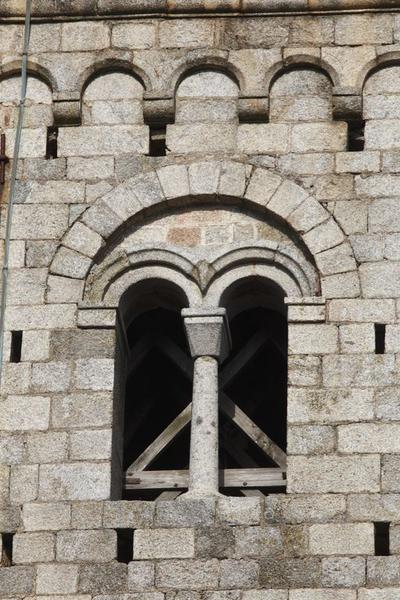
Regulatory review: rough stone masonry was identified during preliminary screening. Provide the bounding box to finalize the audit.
[1,0,400,599]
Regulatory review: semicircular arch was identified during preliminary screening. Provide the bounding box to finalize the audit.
[48,160,358,304]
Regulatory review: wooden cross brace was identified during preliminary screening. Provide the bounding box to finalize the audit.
[125,332,287,482]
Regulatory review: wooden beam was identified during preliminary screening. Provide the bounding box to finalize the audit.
[219,329,270,388]
[221,423,259,468]
[127,333,156,375]
[125,468,286,490]
[241,489,265,498]
[220,393,287,469]
[156,337,192,378]
[126,403,192,472]
[157,337,287,469]
[157,490,182,500]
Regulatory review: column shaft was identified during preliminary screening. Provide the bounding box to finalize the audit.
[188,355,219,495]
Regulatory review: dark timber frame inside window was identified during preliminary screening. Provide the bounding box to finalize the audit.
[116,277,287,500]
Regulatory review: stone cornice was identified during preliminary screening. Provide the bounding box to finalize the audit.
[0,0,399,20]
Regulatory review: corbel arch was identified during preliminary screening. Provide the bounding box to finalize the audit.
[358,51,400,91]
[48,160,359,303]
[170,56,244,97]
[266,55,338,93]
[0,59,55,92]
[79,60,151,98]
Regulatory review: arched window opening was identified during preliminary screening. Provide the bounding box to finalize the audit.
[117,275,288,500]
[116,280,192,500]
[219,277,287,496]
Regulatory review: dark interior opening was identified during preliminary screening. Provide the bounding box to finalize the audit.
[347,119,365,152]
[121,280,190,500]
[375,323,386,354]
[116,529,134,563]
[46,126,58,159]
[119,275,287,499]
[374,522,390,556]
[149,125,167,157]
[1,533,13,566]
[219,276,288,494]
[10,331,22,363]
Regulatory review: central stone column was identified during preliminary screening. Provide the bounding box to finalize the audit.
[182,308,231,497]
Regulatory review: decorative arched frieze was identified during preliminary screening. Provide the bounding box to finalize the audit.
[171,58,244,96]
[358,51,400,91]
[80,60,151,98]
[48,160,360,302]
[0,59,55,92]
[266,56,338,93]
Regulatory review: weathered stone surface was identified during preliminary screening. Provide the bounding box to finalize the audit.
[71,501,103,529]
[103,500,154,528]
[11,204,68,239]
[265,495,345,524]
[288,388,374,424]
[322,557,366,588]
[195,526,235,559]
[155,499,215,527]
[382,455,400,492]
[74,358,114,391]
[287,425,335,455]
[367,557,400,585]
[128,561,155,591]
[79,563,127,593]
[36,564,79,595]
[309,524,374,555]
[259,557,322,587]
[51,393,112,429]
[56,529,116,562]
[234,526,283,558]
[288,455,380,493]
[0,566,35,595]
[219,559,260,589]
[22,502,71,531]
[322,355,397,387]
[70,429,112,460]
[38,463,111,501]
[27,431,68,463]
[156,559,219,589]
[217,497,262,526]
[338,423,400,453]
[0,396,50,431]
[13,532,55,563]
[32,361,72,393]
[134,528,195,559]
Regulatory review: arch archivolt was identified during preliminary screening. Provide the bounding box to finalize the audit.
[48,159,360,308]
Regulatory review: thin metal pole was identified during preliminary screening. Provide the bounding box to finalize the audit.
[0,0,32,384]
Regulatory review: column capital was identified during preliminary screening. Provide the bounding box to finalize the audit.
[182,307,231,362]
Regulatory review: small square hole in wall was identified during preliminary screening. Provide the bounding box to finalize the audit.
[149,125,167,157]
[46,126,58,159]
[9,331,22,363]
[374,522,390,556]
[116,529,133,563]
[375,324,386,355]
[347,119,365,152]
[1,533,14,566]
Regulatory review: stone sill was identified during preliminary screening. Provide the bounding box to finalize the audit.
[1,0,399,20]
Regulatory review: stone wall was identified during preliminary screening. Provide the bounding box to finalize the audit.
[1,5,400,600]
